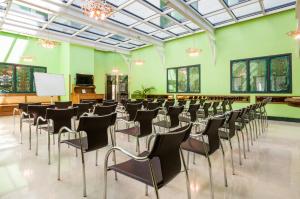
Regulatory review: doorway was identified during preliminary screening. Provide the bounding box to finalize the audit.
[106,74,128,101]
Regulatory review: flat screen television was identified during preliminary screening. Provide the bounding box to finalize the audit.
[76,73,94,86]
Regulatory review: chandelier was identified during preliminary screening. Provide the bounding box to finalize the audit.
[38,38,58,49]
[287,30,300,40]
[186,47,202,57]
[82,0,114,21]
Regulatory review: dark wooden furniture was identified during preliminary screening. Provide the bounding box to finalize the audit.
[256,96,300,104]
[71,85,104,104]
[285,98,300,107]
[176,94,250,103]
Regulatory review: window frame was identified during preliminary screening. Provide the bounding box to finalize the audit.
[230,53,292,94]
[167,64,201,93]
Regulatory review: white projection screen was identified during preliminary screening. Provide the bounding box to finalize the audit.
[34,72,66,96]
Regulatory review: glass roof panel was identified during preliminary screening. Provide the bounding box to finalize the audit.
[134,23,157,34]
[100,38,120,45]
[108,12,137,26]
[206,12,232,25]
[128,40,145,46]
[150,16,176,29]
[152,31,172,40]
[54,17,85,30]
[190,0,223,15]
[119,43,136,49]
[263,0,295,10]
[144,0,169,11]
[70,0,83,8]
[86,28,109,36]
[10,4,52,22]
[168,26,188,35]
[168,10,187,23]
[109,34,128,42]
[6,14,44,27]
[106,0,130,7]
[224,0,249,7]
[77,31,101,41]
[185,22,200,31]
[123,2,156,19]
[232,2,262,18]
[47,23,77,35]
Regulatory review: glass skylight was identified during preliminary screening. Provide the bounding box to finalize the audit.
[232,2,262,18]
[109,34,128,42]
[47,23,77,35]
[6,14,44,28]
[128,40,145,46]
[168,10,187,23]
[100,38,120,45]
[144,0,169,11]
[190,0,224,15]
[106,0,130,7]
[185,22,200,31]
[206,12,232,25]
[123,2,156,19]
[108,12,137,26]
[119,43,136,49]
[263,0,295,10]
[152,31,171,40]
[224,0,249,7]
[10,4,51,22]
[150,16,176,29]
[76,31,100,41]
[168,26,188,35]
[54,17,85,30]
[86,28,109,36]
[134,23,157,34]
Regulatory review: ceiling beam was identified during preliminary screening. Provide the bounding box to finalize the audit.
[15,0,163,46]
[163,0,215,38]
[0,0,13,28]
[2,20,130,54]
[218,0,238,22]
[258,0,266,15]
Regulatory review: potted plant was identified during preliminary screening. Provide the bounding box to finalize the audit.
[132,86,155,99]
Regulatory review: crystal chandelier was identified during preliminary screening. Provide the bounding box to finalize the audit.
[82,0,114,21]
[38,38,58,49]
[186,47,202,57]
[287,30,300,40]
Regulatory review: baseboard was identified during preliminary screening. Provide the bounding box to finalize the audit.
[268,116,300,123]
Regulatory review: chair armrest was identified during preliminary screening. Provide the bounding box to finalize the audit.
[106,146,149,162]
[36,116,47,125]
[20,111,29,118]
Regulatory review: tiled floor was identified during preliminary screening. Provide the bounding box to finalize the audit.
[0,116,300,199]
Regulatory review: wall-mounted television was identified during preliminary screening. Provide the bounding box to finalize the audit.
[76,73,94,86]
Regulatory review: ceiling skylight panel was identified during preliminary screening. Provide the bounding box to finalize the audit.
[123,2,156,19]
[152,31,172,40]
[76,31,101,41]
[190,0,223,15]
[168,10,187,23]
[134,23,157,34]
[108,12,137,26]
[106,0,130,7]
[263,0,296,10]
[109,34,128,42]
[6,14,44,28]
[47,23,77,35]
[150,16,176,29]
[128,40,145,46]
[206,12,232,25]
[118,43,136,49]
[232,2,262,18]
[10,4,52,22]
[185,22,200,31]
[70,0,84,8]
[100,38,120,45]
[144,0,169,11]
[54,17,85,30]
[86,28,109,36]
[168,26,188,35]
[224,0,249,7]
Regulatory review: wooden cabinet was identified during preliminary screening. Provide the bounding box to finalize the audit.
[71,85,104,104]
[256,96,300,104]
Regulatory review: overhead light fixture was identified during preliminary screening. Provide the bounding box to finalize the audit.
[287,30,300,40]
[133,59,145,66]
[38,38,58,49]
[186,47,202,57]
[112,68,119,73]
[21,56,34,62]
[82,0,114,21]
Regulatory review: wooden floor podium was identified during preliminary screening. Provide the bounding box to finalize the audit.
[71,85,104,104]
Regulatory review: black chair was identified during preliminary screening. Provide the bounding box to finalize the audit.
[55,101,72,109]
[116,110,156,153]
[36,108,75,164]
[156,98,165,107]
[118,103,141,122]
[147,102,160,110]
[218,100,228,114]
[58,113,116,197]
[153,106,184,132]
[218,111,240,174]
[199,99,206,107]
[104,124,193,199]
[93,104,117,116]
[197,102,212,120]
[179,104,200,124]
[158,100,175,115]
[178,99,187,107]
[227,99,234,111]
[181,117,227,199]
[103,101,118,106]
[211,101,220,115]
[189,99,197,105]
[73,103,91,120]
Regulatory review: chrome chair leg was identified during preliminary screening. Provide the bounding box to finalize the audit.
[29,122,32,150]
[95,150,98,166]
[236,131,242,166]
[149,160,160,199]
[193,153,196,165]
[79,132,87,197]
[220,141,228,187]
[20,117,23,144]
[228,138,235,175]
[48,131,51,165]
[244,126,250,152]
[35,125,39,156]
[207,155,214,199]
[58,133,61,181]
[240,129,246,159]
[180,148,191,199]
[104,149,109,199]
[136,137,140,154]
[145,184,149,196]
[186,151,190,169]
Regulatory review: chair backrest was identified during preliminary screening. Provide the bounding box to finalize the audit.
[19,103,41,113]
[221,100,228,113]
[142,100,148,109]
[156,98,165,107]
[203,102,212,118]
[27,104,54,125]
[199,99,206,106]
[46,108,75,133]
[134,110,155,137]
[94,105,116,116]
[228,99,234,111]
[167,106,184,128]
[203,117,226,154]
[164,101,175,109]
[77,113,114,151]
[126,103,141,121]
[177,100,186,107]
[73,103,91,119]
[212,101,220,115]
[188,104,200,122]
[148,124,193,186]
[226,111,240,136]
[55,101,72,109]
[103,101,118,106]
[190,99,197,105]
[147,102,160,110]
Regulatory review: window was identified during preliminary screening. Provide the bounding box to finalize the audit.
[230,54,292,93]
[167,65,200,93]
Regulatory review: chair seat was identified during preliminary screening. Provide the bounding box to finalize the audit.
[61,137,88,151]
[181,137,211,156]
[179,116,191,123]
[219,129,234,140]
[117,126,139,137]
[109,151,163,188]
[153,120,171,128]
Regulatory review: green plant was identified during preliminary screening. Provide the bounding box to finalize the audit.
[132,86,155,99]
